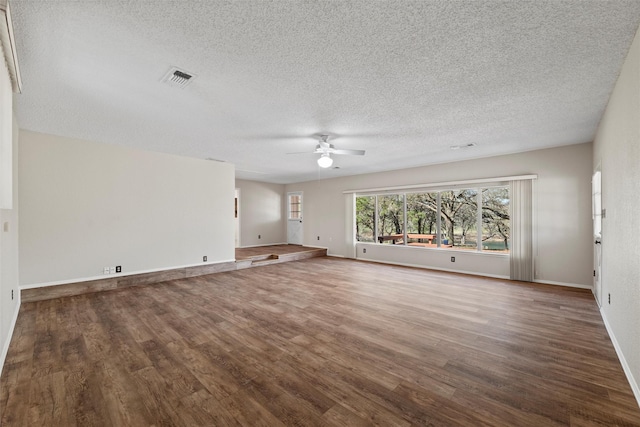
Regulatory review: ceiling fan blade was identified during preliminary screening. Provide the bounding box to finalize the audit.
[332,149,365,156]
[286,151,314,155]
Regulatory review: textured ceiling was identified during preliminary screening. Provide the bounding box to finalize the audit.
[10,1,640,184]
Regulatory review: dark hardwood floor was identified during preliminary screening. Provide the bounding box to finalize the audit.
[1,257,639,426]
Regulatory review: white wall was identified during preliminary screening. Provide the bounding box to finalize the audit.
[235,179,285,247]
[1,115,20,377]
[593,25,640,403]
[19,131,235,287]
[357,243,509,278]
[286,143,593,287]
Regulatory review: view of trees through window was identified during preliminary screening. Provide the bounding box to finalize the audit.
[406,193,437,235]
[355,196,375,242]
[377,195,404,239]
[440,189,478,249]
[355,186,510,252]
[482,187,510,251]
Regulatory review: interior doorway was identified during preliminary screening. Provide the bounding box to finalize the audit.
[592,169,602,307]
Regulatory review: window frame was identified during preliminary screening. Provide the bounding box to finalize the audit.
[288,192,302,220]
[355,183,510,254]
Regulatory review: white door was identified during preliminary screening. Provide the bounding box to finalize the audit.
[592,170,602,306]
[287,192,303,245]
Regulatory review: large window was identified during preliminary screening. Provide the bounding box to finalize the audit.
[355,195,375,242]
[482,187,510,252]
[440,189,478,249]
[406,192,437,235]
[356,186,510,253]
[377,194,404,243]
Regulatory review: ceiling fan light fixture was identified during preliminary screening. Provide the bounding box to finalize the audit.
[317,153,333,168]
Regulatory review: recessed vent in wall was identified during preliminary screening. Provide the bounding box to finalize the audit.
[162,67,196,88]
[450,143,477,150]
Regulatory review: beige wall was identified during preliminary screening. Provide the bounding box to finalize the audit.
[19,131,235,287]
[286,143,593,287]
[235,179,285,247]
[593,25,640,402]
[1,115,20,376]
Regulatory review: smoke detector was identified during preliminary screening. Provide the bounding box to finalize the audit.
[162,67,196,88]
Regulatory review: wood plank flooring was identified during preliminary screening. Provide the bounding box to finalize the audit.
[2,257,639,426]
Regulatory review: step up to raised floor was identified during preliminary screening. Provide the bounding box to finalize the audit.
[250,255,280,266]
[235,247,327,269]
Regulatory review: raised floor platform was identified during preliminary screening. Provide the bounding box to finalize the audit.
[22,245,326,302]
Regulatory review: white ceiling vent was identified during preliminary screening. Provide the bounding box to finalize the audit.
[162,67,196,88]
[450,143,477,150]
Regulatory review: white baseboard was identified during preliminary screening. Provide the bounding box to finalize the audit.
[0,291,21,379]
[356,257,510,280]
[534,279,592,290]
[600,307,640,408]
[20,259,237,290]
[356,257,590,288]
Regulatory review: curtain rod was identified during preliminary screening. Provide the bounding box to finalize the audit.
[342,174,537,194]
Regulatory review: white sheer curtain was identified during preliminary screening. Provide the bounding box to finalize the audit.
[510,179,533,281]
[345,193,356,258]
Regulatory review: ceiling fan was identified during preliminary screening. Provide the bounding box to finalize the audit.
[288,134,365,168]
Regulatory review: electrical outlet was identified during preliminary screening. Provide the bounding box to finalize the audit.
[203,256,207,262]
[11,289,13,300]
[258,234,261,239]
[451,256,455,262]
[363,248,366,254]
[608,293,611,304]
[103,267,110,274]
[116,266,122,273]
[317,236,320,240]
[109,266,116,274]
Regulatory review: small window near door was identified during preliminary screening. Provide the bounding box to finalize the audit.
[593,171,602,238]
[289,194,302,220]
